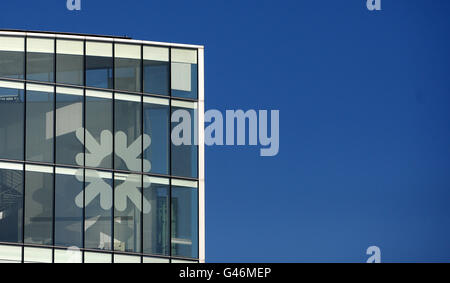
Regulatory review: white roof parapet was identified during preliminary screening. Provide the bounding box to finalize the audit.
[0,30,204,49]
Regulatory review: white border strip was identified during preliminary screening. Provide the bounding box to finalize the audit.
[143,176,170,185]
[198,48,206,263]
[115,93,141,102]
[0,162,22,171]
[86,90,113,99]
[56,86,83,96]
[172,100,198,109]
[0,80,24,90]
[172,179,198,188]
[27,83,54,93]
[143,96,169,106]
[25,164,53,174]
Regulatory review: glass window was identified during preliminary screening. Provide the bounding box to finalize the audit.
[26,84,54,163]
[0,81,24,160]
[23,247,52,263]
[0,162,23,244]
[0,36,24,79]
[0,245,22,263]
[86,42,113,89]
[85,90,113,169]
[26,38,54,83]
[56,87,84,166]
[55,168,84,248]
[143,177,169,256]
[24,165,54,245]
[114,173,142,253]
[171,48,198,99]
[54,248,82,263]
[114,254,141,263]
[171,180,198,259]
[171,101,198,178]
[56,40,84,86]
[85,170,113,251]
[143,97,169,175]
[115,44,141,92]
[143,46,169,96]
[143,256,170,263]
[84,252,112,263]
[114,93,142,172]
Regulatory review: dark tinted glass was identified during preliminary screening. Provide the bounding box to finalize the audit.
[86,56,113,89]
[143,60,169,95]
[56,54,84,85]
[0,166,23,243]
[0,87,24,160]
[115,58,141,92]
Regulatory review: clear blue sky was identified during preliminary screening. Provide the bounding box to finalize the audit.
[2,0,450,262]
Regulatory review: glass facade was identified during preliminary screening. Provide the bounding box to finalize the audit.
[0,31,203,263]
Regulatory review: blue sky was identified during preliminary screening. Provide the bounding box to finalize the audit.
[2,0,450,262]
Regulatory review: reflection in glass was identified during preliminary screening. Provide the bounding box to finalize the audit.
[0,85,24,160]
[143,178,169,256]
[56,40,84,86]
[85,170,113,251]
[86,92,113,169]
[0,165,23,243]
[0,36,24,79]
[114,173,142,253]
[171,48,198,99]
[171,184,198,259]
[26,38,54,83]
[171,104,198,178]
[143,98,169,175]
[55,169,83,248]
[56,89,84,166]
[114,95,142,172]
[86,42,113,89]
[26,86,54,163]
[24,167,54,245]
[143,46,169,96]
[115,44,141,92]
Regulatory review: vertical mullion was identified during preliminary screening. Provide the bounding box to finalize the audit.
[168,47,172,262]
[52,38,57,263]
[22,36,27,263]
[196,48,200,261]
[140,44,144,262]
[82,39,87,263]
[111,42,115,263]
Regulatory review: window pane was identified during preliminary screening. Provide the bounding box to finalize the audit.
[143,98,169,175]
[114,94,142,172]
[84,252,112,263]
[86,42,113,89]
[171,102,198,178]
[55,168,83,248]
[171,182,198,259]
[26,38,54,83]
[114,173,141,253]
[143,177,169,256]
[56,40,84,86]
[0,83,24,160]
[23,247,52,263]
[171,48,198,99]
[85,170,113,251]
[0,245,22,263]
[115,44,141,92]
[0,36,24,79]
[86,91,113,169]
[26,85,54,163]
[54,248,82,263]
[24,166,53,245]
[143,46,169,96]
[56,88,84,166]
[114,254,141,263]
[0,164,23,243]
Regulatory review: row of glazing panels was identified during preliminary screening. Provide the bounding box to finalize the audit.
[0,36,198,99]
[0,81,198,178]
[0,162,199,259]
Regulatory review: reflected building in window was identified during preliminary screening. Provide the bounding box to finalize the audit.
[0,30,205,264]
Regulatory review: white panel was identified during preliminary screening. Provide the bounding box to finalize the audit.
[114,254,141,263]
[143,257,170,263]
[24,247,52,263]
[115,93,141,102]
[114,173,128,182]
[198,48,205,264]
[172,259,198,263]
[115,44,141,59]
[0,36,24,52]
[172,100,197,109]
[171,48,197,64]
[86,41,112,57]
[86,90,113,99]
[143,46,169,62]
[57,40,84,55]
[25,164,53,174]
[55,167,79,176]
[53,103,83,138]
[27,83,53,93]
[86,170,112,180]
[143,176,169,185]
[0,245,22,262]
[172,179,198,188]
[171,63,192,92]
[27,38,54,53]
[56,86,83,96]
[0,161,22,171]
[143,96,169,106]
[0,80,24,90]
[84,252,112,263]
[54,249,82,263]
